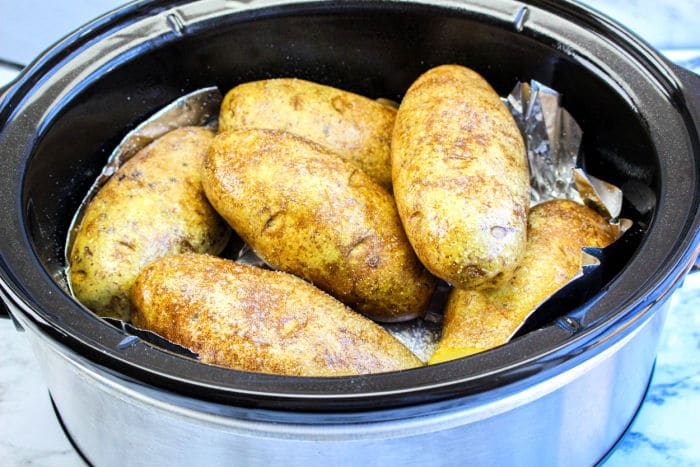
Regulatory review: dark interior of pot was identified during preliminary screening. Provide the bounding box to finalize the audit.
[7,0,696,410]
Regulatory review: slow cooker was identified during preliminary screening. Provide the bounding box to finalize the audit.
[1,0,699,465]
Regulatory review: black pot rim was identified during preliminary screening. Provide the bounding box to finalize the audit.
[1,0,699,412]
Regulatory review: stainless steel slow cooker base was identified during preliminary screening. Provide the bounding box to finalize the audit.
[2,1,699,465]
[18,302,668,467]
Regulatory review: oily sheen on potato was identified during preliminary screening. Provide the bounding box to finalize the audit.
[429,200,617,363]
[130,254,423,376]
[392,64,530,290]
[218,78,396,188]
[202,128,436,322]
[69,127,230,321]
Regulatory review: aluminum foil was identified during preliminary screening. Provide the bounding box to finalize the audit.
[390,81,629,361]
[505,80,624,219]
[64,81,628,365]
[507,80,583,205]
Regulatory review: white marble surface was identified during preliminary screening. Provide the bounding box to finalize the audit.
[1,1,699,466]
[0,321,88,466]
[603,273,700,466]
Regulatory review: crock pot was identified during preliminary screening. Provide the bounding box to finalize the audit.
[1,0,699,465]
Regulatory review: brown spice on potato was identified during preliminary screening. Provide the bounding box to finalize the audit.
[202,128,436,322]
[392,65,530,290]
[69,127,230,320]
[429,199,617,363]
[130,253,423,376]
[218,78,396,188]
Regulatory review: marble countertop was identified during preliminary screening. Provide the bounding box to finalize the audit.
[1,1,699,466]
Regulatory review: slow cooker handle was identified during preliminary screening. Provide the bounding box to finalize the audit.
[0,59,23,100]
[669,62,700,273]
[0,291,25,331]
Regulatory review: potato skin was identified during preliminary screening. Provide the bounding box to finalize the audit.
[202,128,436,322]
[392,64,529,290]
[130,254,423,376]
[429,200,617,364]
[69,127,230,321]
[218,78,396,188]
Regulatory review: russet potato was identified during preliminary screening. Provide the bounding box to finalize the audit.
[392,64,530,290]
[202,128,436,322]
[218,78,396,188]
[429,200,617,364]
[69,127,230,320]
[130,253,423,376]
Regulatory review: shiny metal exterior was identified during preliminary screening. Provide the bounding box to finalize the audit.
[1,1,699,465]
[14,300,667,467]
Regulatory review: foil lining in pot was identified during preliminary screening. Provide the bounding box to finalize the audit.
[62,80,630,365]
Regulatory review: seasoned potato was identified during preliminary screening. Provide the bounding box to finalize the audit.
[392,64,530,290]
[429,200,617,364]
[202,128,436,322]
[131,254,423,376]
[69,127,230,321]
[218,78,396,188]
